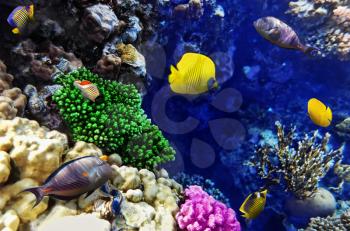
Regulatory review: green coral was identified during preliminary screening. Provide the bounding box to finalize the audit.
[52,68,175,169]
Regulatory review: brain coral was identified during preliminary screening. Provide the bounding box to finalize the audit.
[52,68,175,169]
[176,185,241,231]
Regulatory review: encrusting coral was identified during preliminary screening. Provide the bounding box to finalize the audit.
[176,185,241,231]
[0,61,26,119]
[299,209,350,231]
[288,0,350,59]
[52,67,175,169]
[253,121,343,199]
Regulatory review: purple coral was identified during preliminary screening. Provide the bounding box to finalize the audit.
[176,185,241,231]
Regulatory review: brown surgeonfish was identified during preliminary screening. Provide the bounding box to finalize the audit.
[23,156,113,207]
[254,17,317,55]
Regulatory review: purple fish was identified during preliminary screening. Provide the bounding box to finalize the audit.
[254,16,317,55]
[7,5,34,34]
[23,156,113,207]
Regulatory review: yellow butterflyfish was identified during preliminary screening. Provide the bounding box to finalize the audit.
[239,189,267,219]
[307,98,332,127]
[168,53,218,95]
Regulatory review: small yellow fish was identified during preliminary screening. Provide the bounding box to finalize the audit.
[239,189,267,219]
[168,53,218,95]
[308,98,332,127]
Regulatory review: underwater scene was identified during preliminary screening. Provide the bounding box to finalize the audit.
[1,0,350,230]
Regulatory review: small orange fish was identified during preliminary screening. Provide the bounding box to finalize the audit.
[73,80,100,102]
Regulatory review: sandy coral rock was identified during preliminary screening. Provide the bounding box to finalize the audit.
[0,96,18,120]
[64,141,102,162]
[2,88,26,116]
[107,153,123,166]
[126,189,144,203]
[82,4,119,43]
[116,43,146,76]
[0,209,20,231]
[37,213,111,231]
[0,118,68,183]
[112,166,141,191]
[30,201,77,230]
[0,150,11,183]
[121,201,155,228]
[94,54,121,80]
[153,206,177,231]
[0,178,48,222]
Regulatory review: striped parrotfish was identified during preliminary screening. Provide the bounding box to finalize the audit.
[239,189,268,219]
[73,80,100,102]
[22,156,114,208]
[168,53,219,95]
[254,17,317,55]
[7,5,34,34]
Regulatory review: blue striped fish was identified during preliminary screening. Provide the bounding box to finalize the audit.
[7,5,34,34]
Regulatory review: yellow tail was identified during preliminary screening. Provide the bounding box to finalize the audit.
[168,65,178,84]
[28,5,34,20]
[12,28,20,34]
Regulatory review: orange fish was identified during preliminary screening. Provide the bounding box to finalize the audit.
[73,80,100,102]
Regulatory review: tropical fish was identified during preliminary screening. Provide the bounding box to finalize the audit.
[308,98,332,127]
[23,156,113,207]
[7,5,34,34]
[73,80,100,102]
[239,189,268,219]
[168,53,218,95]
[253,17,317,54]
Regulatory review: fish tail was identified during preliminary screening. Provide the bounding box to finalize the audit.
[12,28,20,34]
[168,65,178,84]
[22,186,45,208]
[28,5,34,20]
[300,45,319,56]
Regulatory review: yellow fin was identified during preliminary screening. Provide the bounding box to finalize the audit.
[308,98,332,127]
[28,5,34,19]
[169,65,179,84]
[12,28,20,34]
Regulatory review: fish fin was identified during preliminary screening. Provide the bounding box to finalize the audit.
[12,28,20,34]
[169,65,179,83]
[268,28,280,41]
[28,5,34,19]
[301,45,319,56]
[44,156,94,184]
[21,186,45,208]
[207,78,219,91]
[84,189,95,199]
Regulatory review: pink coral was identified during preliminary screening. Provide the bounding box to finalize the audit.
[176,185,241,231]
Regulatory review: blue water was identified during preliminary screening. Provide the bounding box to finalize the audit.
[141,0,350,230]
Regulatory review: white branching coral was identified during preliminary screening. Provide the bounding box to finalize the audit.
[253,121,343,199]
[288,0,350,59]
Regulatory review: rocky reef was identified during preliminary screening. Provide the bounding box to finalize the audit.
[288,0,350,59]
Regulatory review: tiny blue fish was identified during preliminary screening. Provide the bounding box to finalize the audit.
[7,4,34,34]
[23,156,113,207]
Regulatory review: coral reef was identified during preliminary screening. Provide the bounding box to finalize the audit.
[10,39,82,82]
[173,173,231,206]
[176,185,241,231]
[253,121,343,199]
[0,61,26,119]
[288,0,350,59]
[336,118,350,140]
[300,209,350,231]
[52,68,175,169]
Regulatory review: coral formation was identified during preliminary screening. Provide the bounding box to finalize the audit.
[173,173,231,206]
[300,209,350,231]
[253,121,343,199]
[0,61,26,119]
[52,68,175,169]
[288,0,350,59]
[176,185,241,231]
